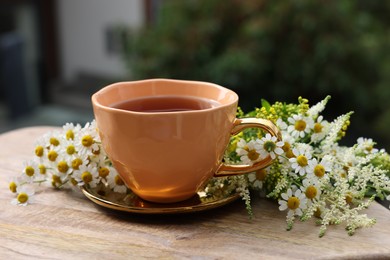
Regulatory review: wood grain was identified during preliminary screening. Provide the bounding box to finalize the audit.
[1,127,390,259]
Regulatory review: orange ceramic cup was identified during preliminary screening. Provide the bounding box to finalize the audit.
[92,79,281,203]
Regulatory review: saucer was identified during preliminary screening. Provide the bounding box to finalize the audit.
[81,185,240,214]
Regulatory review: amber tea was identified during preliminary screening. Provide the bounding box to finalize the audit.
[110,95,220,113]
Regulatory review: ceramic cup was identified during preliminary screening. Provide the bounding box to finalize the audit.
[92,79,281,203]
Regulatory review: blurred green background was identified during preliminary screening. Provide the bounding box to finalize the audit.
[124,0,390,150]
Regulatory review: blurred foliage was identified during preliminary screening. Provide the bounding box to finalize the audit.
[123,0,390,149]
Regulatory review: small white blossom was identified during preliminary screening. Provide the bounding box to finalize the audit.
[74,164,99,188]
[107,173,128,193]
[357,137,379,154]
[257,133,284,159]
[22,160,39,182]
[310,116,330,143]
[279,188,308,218]
[302,178,321,201]
[276,118,288,130]
[11,185,35,206]
[75,123,100,156]
[62,122,82,140]
[308,156,332,179]
[287,114,314,139]
[236,139,262,165]
[289,147,313,176]
[248,168,269,190]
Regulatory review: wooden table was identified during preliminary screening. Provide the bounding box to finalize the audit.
[1,127,390,259]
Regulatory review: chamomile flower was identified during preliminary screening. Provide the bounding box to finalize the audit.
[58,138,79,161]
[54,157,73,176]
[22,160,39,182]
[70,153,89,171]
[73,164,99,188]
[98,165,118,186]
[75,124,100,156]
[279,133,296,160]
[257,133,284,160]
[236,139,262,165]
[248,168,268,190]
[289,147,313,176]
[357,137,379,154]
[63,122,81,140]
[287,114,314,139]
[302,178,321,201]
[11,185,35,206]
[88,146,107,166]
[33,136,47,159]
[276,118,288,131]
[308,156,332,179]
[107,173,128,193]
[8,176,23,193]
[46,144,61,163]
[311,116,329,143]
[278,188,307,218]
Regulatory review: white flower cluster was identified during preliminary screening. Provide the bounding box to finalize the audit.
[8,95,390,237]
[9,121,128,206]
[230,96,390,236]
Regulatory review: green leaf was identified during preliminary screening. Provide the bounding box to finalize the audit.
[261,99,271,111]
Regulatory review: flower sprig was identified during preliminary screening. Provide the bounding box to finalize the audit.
[9,96,390,237]
[9,121,128,206]
[222,95,390,236]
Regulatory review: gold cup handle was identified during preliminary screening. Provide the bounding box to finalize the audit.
[215,118,282,177]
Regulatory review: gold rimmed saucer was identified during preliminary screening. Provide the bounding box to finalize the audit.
[80,185,240,214]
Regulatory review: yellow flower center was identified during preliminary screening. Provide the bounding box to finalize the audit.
[305,185,317,199]
[115,175,125,186]
[66,145,76,155]
[35,146,44,157]
[52,174,62,184]
[25,166,35,177]
[282,142,291,153]
[81,171,93,184]
[17,192,29,204]
[314,164,325,178]
[9,182,17,193]
[66,130,75,140]
[286,149,295,158]
[99,167,110,178]
[50,137,60,146]
[247,149,260,161]
[38,164,46,174]
[70,177,78,186]
[255,169,267,181]
[82,135,94,147]
[294,120,306,132]
[287,196,300,210]
[263,141,276,152]
[72,158,83,170]
[48,150,58,162]
[57,161,69,173]
[313,123,323,133]
[297,155,308,167]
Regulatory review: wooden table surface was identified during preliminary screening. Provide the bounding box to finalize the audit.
[1,127,390,259]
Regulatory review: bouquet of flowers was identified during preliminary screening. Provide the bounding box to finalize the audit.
[9,96,390,237]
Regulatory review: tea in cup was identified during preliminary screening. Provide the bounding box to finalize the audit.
[91,79,281,203]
